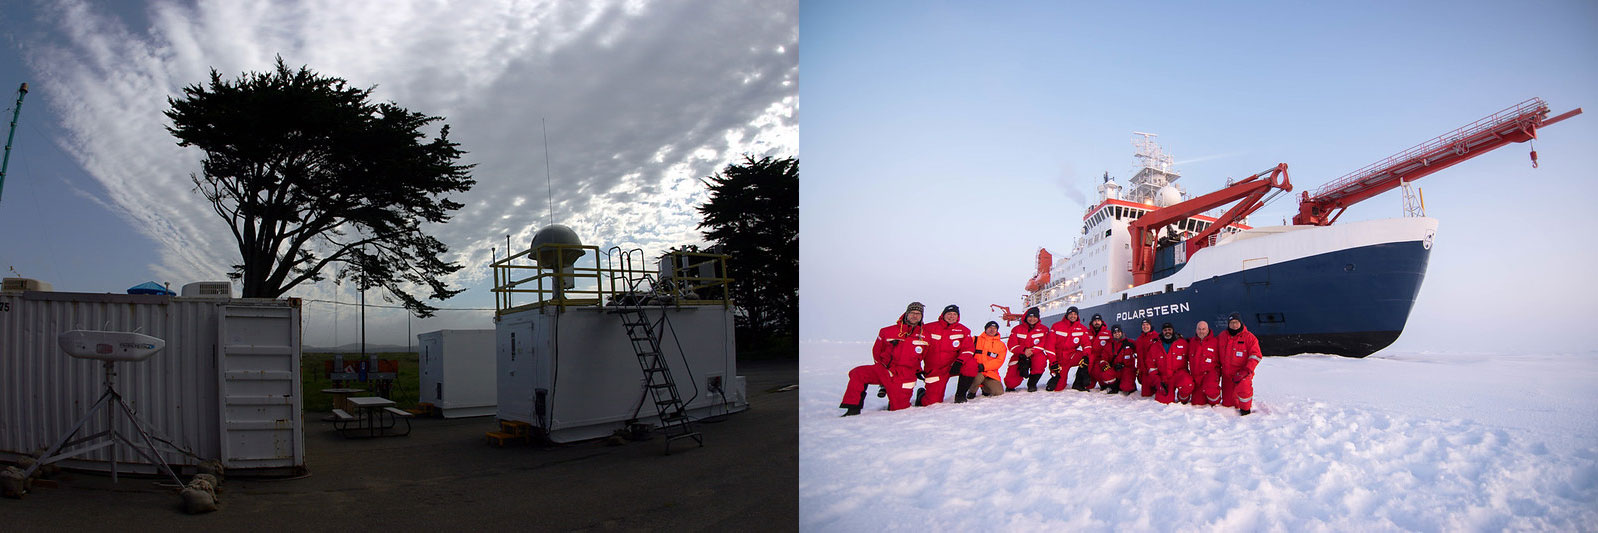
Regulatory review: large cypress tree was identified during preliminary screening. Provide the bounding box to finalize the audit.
[697,155,798,341]
[166,57,475,317]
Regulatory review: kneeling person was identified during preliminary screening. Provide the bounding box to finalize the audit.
[839,302,928,416]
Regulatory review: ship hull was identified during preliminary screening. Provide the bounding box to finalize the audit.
[1040,225,1433,357]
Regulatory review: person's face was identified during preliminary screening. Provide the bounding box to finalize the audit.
[1067,311,1078,322]
[1026,315,1039,326]
[1229,318,1242,330]
[1113,329,1124,340]
[943,311,958,323]
[1091,318,1102,328]
[985,325,999,335]
[1162,326,1175,338]
[1142,322,1152,333]
[906,310,922,324]
[1196,322,1210,337]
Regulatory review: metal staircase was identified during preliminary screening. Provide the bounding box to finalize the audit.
[607,247,703,454]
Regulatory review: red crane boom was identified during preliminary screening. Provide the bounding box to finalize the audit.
[1129,163,1292,286]
[1294,98,1582,226]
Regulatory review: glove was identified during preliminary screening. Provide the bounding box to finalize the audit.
[949,360,963,376]
[916,371,926,381]
[1049,362,1062,374]
[1114,363,1125,370]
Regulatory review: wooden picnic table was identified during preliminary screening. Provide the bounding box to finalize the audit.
[331,396,412,438]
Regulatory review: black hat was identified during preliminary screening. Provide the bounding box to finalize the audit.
[1110,324,1123,333]
[1161,322,1175,330]
[1025,307,1040,318]
[1141,318,1153,325]
[1228,312,1243,323]
[942,304,960,316]
[984,320,999,330]
[1091,313,1103,322]
[1066,306,1079,316]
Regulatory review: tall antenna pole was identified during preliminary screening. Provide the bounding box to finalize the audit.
[1,83,29,203]
[542,118,553,225]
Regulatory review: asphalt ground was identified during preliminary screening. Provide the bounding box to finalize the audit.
[2,359,797,531]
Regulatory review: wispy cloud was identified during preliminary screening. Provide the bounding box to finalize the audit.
[22,0,797,343]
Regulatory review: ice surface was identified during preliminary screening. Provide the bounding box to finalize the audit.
[799,341,1598,531]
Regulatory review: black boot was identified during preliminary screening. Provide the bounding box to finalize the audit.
[1239,408,1251,416]
[841,406,861,417]
[954,376,974,403]
[1071,369,1091,391]
[1026,375,1040,392]
[877,386,887,398]
[914,387,926,406]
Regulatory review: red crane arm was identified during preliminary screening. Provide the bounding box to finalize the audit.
[1128,163,1292,286]
[1294,98,1583,226]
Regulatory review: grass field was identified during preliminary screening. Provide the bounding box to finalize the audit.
[300,352,420,412]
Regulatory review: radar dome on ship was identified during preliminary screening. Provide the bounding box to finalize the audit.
[1155,184,1184,207]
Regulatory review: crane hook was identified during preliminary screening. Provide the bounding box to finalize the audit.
[1529,139,1539,168]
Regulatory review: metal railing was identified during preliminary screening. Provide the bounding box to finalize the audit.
[492,243,733,315]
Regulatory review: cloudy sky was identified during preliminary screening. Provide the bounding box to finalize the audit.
[801,0,1597,353]
[0,0,796,347]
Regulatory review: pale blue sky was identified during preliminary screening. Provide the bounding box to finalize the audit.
[800,0,1598,352]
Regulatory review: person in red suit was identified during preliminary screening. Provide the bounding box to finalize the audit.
[1048,307,1090,391]
[1186,320,1222,406]
[1005,307,1053,392]
[1146,323,1193,404]
[839,302,928,416]
[919,304,972,406]
[1135,319,1159,397]
[1100,325,1138,395]
[1217,313,1263,415]
[1084,314,1114,391]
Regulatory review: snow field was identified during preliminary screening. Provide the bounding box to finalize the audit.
[799,341,1598,531]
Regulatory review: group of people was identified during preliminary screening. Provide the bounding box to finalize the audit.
[838,301,1263,417]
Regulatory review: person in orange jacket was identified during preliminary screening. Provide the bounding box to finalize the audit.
[919,304,972,406]
[1186,320,1222,406]
[961,320,1007,400]
[1217,312,1263,415]
[1048,306,1091,391]
[839,302,928,416]
[1005,307,1053,392]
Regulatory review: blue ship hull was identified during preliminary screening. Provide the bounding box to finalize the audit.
[1040,240,1432,357]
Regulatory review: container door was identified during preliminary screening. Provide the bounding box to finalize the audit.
[216,305,304,470]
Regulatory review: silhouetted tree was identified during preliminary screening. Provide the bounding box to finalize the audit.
[166,57,474,317]
[697,155,798,340]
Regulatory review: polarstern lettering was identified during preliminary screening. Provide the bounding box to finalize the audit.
[1114,302,1191,322]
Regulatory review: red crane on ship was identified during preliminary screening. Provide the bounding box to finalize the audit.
[1128,164,1293,286]
[1295,98,1582,226]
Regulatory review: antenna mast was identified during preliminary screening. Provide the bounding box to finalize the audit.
[542,118,554,226]
[1,83,29,203]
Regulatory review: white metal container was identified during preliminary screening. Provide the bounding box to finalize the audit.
[495,305,748,443]
[416,329,497,418]
[0,291,305,475]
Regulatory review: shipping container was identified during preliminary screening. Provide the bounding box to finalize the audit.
[0,291,305,476]
[495,305,748,443]
[416,329,497,418]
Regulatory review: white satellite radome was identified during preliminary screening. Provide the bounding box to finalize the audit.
[531,224,585,290]
[1154,184,1184,207]
[58,330,166,362]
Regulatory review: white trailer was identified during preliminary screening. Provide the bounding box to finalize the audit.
[416,329,497,418]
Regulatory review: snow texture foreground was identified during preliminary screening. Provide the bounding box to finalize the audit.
[799,341,1598,531]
